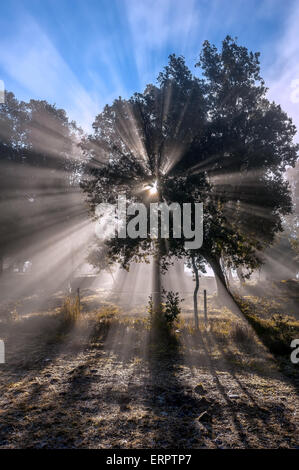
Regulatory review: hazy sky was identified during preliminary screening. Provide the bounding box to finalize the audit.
[0,0,299,133]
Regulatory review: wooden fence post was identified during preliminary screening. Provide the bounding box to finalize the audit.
[77,287,80,311]
[204,289,208,326]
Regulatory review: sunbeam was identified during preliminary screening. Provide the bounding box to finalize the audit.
[0,0,298,453]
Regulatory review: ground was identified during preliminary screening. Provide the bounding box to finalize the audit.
[0,288,298,449]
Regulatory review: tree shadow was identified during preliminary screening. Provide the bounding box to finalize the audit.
[183,327,298,448]
[0,320,149,448]
[142,327,214,448]
[0,312,297,449]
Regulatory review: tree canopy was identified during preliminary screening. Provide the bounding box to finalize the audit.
[0,92,84,272]
[81,37,298,298]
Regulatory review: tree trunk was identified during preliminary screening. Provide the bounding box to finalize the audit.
[204,253,240,315]
[152,174,163,314]
[152,248,162,313]
[236,267,244,285]
[205,255,228,297]
[191,256,199,329]
[203,289,208,326]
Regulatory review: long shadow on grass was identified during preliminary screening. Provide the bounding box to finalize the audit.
[0,319,150,448]
[213,336,297,446]
[185,328,253,447]
[183,327,297,448]
[142,326,210,448]
[0,304,103,448]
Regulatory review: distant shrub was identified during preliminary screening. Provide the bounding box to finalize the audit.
[60,295,80,328]
[9,307,19,322]
[95,305,119,321]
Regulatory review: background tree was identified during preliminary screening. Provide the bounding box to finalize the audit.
[285,161,299,263]
[0,91,84,282]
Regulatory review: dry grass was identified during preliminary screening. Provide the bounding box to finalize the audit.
[60,296,81,328]
[0,288,298,449]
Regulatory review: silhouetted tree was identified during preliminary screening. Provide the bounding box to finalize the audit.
[81,37,298,314]
[0,92,84,277]
[81,55,208,311]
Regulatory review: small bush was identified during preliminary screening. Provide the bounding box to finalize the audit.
[147,290,183,356]
[60,295,80,328]
[163,290,183,325]
[148,290,183,327]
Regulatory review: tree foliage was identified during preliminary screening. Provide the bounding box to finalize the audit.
[82,37,298,291]
[0,92,83,270]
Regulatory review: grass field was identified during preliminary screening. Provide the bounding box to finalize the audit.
[0,283,298,448]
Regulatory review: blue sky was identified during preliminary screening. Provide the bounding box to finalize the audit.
[0,0,299,132]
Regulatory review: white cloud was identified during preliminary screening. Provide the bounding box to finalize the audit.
[265,2,299,142]
[124,0,201,86]
[0,15,99,130]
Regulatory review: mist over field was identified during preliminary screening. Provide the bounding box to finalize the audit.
[0,0,298,453]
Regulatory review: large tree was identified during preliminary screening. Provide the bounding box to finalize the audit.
[81,55,208,310]
[81,37,298,315]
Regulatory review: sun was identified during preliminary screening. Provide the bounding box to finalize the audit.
[147,180,158,195]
